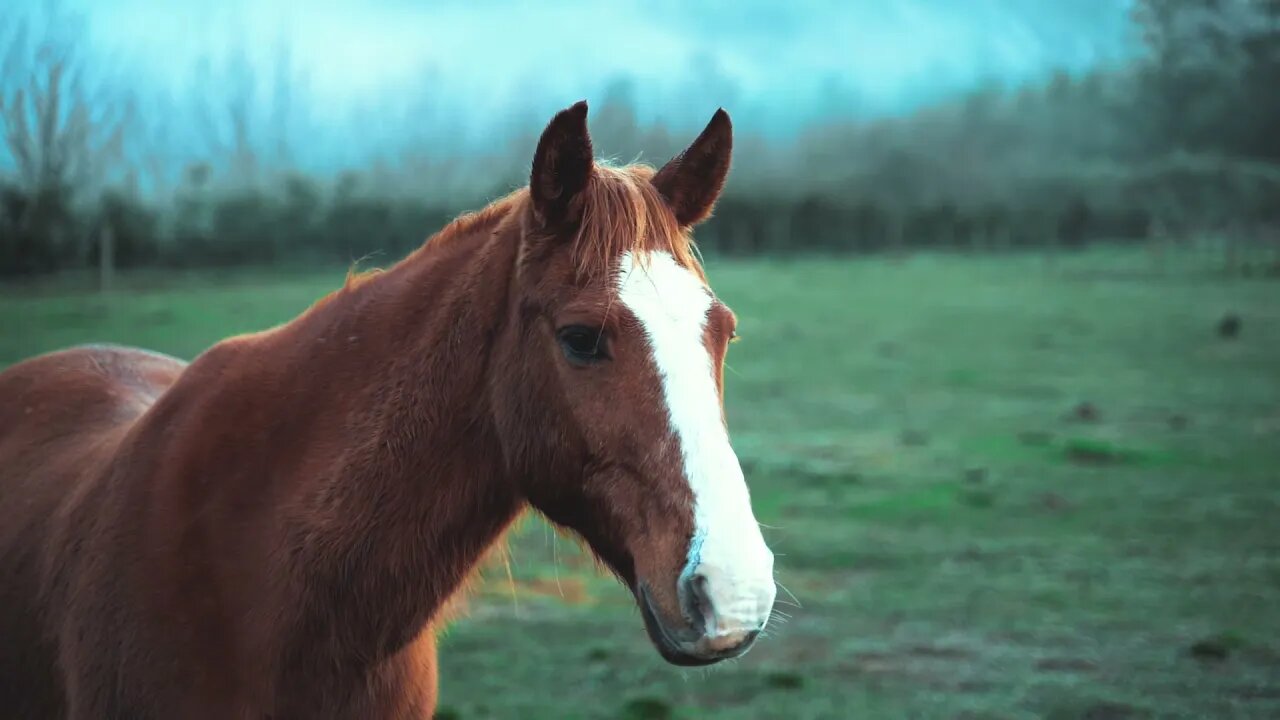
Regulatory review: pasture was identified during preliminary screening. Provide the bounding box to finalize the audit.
[3,248,1279,719]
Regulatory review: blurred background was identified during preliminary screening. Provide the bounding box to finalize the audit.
[2,1,1279,718]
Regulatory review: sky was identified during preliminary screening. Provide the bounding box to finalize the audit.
[76,1,1135,123]
[4,0,1139,181]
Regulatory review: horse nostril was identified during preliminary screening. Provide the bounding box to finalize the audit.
[682,572,713,629]
[690,573,712,609]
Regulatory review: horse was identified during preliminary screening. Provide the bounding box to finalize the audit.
[0,101,777,718]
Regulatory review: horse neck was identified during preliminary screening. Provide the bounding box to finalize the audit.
[135,211,526,672]
[288,222,525,595]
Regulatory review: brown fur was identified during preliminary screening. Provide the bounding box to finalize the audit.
[0,102,737,718]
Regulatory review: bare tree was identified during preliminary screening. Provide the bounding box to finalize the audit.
[0,0,137,275]
[0,1,134,196]
[190,33,309,189]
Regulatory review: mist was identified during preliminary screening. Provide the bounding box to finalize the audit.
[9,0,1135,177]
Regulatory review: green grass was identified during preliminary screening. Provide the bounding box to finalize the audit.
[4,248,1280,718]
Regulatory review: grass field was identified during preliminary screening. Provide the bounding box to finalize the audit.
[3,249,1280,719]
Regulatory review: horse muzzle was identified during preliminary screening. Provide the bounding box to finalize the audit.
[636,566,775,666]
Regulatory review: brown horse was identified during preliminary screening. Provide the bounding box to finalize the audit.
[0,102,776,718]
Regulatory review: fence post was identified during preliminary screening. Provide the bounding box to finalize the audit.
[100,225,115,295]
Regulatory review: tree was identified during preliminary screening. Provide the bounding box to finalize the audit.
[0,1,134,196]
[190,34,310,190]
[1132,0,1280,160]
[0,0,136,274]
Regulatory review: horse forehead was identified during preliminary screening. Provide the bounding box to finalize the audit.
[614,251,712,321]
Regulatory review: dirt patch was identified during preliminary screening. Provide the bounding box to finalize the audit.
[1038,492,1074,512]
[1036,657,1099,672]
[1063,438,1144,466]
[620,697,673,720]
[843,643,978,683]
[846,650,903,675]
[763,671,805,690]
[1187,637,1235,661]
[1068,401,1101,423]
[906,644,976,660]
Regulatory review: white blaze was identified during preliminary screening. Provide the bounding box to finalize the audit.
[616,250,776,646]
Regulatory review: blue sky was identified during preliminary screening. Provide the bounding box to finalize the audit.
[74,1,1135,128]
[4,0,1138,183]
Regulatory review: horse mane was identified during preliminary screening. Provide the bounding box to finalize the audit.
[569,163,704,284]
[436,163,705,284]
[314,162,705,311]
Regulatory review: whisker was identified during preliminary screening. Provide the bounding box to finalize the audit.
[775,579,803,609]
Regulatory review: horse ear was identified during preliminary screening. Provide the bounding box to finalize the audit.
[530,100,594,226]
[651,108,733,227]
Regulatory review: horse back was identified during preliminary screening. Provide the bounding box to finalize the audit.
[0,344,185,492]
[0,344,185,717]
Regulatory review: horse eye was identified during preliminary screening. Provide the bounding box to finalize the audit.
[729,330,740,343]
[557,326,608,364]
